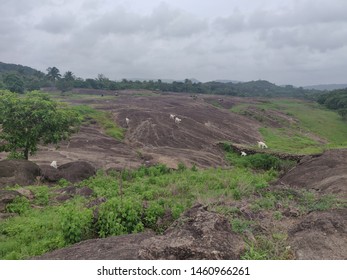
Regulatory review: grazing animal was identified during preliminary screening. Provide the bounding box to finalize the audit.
[257,141,268,149]
[50,161,58,169]
[174,117,181,124]
[125,117,130,126]
[170,114,176,120]
[241,151,247,156]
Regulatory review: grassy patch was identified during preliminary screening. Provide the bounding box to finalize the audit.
[73,105,124,140]
[231,99,347,154]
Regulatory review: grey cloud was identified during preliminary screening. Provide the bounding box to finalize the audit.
[87,3,207,38]
[260,23,347,52]
[36,13,77,34]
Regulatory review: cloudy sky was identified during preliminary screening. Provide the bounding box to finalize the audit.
[1,0,347,86]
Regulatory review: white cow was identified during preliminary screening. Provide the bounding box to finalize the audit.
[241,151,247,156]
[174,117,181,124]
[50,161,58,169]
[257,141,268,149]
[125,117,130,126]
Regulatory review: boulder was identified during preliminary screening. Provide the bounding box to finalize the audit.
[0,160,41,188]
[0,190,23,212]
[32,231,155,260]
[58,161,96,183]
[54,186,94,202]
[40,165,63,182]
[138,204,245,260]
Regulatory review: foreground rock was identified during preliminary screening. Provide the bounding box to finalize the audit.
[33,205,244,260]
[289,209,347,259]
[0,160,41,188]
[279,149,347,198]
[33,231,155,260]
[40,161,96,183]
[139,204,245,260]
[58,161,96,183]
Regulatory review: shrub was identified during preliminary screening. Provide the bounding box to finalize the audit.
[144,202,165,230]
[96,198,144,238]
[6,196,30,214]
[60,205,93,244]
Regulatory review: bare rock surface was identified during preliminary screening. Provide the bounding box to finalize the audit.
[138,204,245,260]
[32,231,155,260]
[288,209,347,260]
[0,160,41,188]
[279,149,347,198]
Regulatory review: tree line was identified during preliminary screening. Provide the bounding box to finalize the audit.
[0,62,322,98]
[317,88,347,119]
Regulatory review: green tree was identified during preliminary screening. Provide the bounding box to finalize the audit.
[46,67,61,85]
[0,90,81,159]
[56,71,75,93]
[3,73,25,94]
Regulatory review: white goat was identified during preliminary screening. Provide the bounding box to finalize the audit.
[257,141,268,149]
[170,114,176,120]
[241,151,247,156]
[50,161,58,169]
[125,117,130,126]
[174,116,181,124]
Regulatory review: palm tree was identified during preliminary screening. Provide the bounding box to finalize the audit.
[46,67,61,85]
[63,71,75,81]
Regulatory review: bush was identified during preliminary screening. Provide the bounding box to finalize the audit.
[6,197,30,214]
[144,202,165,230]
[96,198,144,238]
[60,205,93,244]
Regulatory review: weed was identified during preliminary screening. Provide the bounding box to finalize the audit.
[60,204,93,244]
[6,197,30,214]
[231,218,252,234]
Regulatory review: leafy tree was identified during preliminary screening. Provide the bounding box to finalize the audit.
[0,90,81,159]
[3,73,25,94]
[46,67,61,85]
[56,71,75,93]
[63,71,75,81]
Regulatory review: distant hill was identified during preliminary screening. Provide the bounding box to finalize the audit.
[0,61,44,76]
[303,84,347,91]
[213,79,242,83]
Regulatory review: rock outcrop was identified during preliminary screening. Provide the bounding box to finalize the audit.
[138,204,245,260]
[0,160,41,188]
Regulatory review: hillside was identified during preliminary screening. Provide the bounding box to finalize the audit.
[0,88,346,261]
[0,62,43,76]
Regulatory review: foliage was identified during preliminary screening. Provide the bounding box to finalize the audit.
[6,196,31,214]
[317,88,347,119]
[60,204,93,244]
[230,218,252,234]
[0,90,81,159]
[96,197,144,237]
[2,73,25,94]
[46,66,61,84]
[223,146,294,172]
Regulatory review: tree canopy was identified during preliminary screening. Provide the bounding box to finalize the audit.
[0,90,81,159]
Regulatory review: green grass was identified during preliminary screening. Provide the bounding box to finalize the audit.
[0,165,277,259]
[231,99,347,154]
[73,105,124,140]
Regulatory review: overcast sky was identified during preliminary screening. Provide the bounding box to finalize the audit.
[1,0,347,86]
